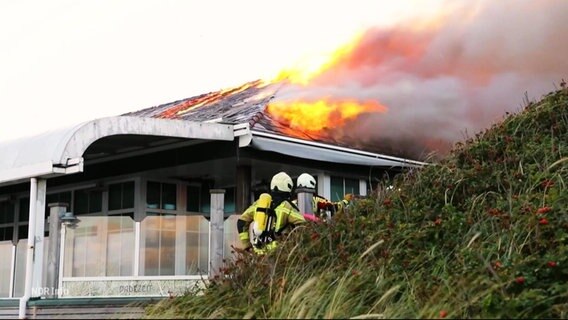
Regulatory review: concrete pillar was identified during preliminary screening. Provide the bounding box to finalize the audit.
[45,203,67,298]
[235,165,251,214]
[209,189,225,278]
[296,187,314,215]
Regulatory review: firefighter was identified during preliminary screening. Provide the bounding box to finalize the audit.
[295,173,352,219]
[237,172,306,254]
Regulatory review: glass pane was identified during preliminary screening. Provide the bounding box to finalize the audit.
[200,188,210,214]
[122,181,135,209]
[160,216,176,275]
[161,183,177,210]
[0,227,14,242]
[224,188,235,214]
[19,198,29,223]
[18,225,28,240]
[89,190,103,213]
[0,241,12,297]
[187,186,200,212]
[186,216,209,275]
[106,215,135,276]
[344,178,360,196]
[63,216,134,277]
[74,190,89,215]
[108,184,122,211]
[0,201,14,223]
[146,182,161,209]
[330,176,344,202]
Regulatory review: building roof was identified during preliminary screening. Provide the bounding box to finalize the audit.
[124,79,425,161]
[0,80,426,187]
[0,117,233,186]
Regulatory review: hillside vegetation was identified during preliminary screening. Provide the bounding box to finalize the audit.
[146,88,568,319]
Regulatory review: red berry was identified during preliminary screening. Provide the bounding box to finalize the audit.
[539,218,549,225]
[547,261,557,268]
[515,276,525,284]
[434,218,442,225]
[439,310,448,318]
[494,261,502,269]
[536,207,552,214]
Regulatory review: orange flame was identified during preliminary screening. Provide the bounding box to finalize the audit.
[267,99,387,135]
[272,32,363,85]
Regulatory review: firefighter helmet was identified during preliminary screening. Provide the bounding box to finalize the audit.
[297,173,316,189]
[270,172,293,193]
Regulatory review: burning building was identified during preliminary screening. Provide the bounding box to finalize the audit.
[1,0,567,316]
[0,76,423,316]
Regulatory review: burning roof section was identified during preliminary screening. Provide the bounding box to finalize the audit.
[123,79,406,158]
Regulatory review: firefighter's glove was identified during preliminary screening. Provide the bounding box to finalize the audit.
[317,201,328,210]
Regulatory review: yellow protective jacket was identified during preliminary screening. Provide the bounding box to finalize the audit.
[237,199,305,253]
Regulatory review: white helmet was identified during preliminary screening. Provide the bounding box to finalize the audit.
[270,172,293,192]
[297,173,316,189]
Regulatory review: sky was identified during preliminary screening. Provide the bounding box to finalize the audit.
[1,0,567,158]
[0,0,445,142]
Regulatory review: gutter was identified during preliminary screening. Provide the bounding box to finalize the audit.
[19,178,37,319]
[248,129,428,167]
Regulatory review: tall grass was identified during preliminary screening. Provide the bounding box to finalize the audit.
[146,89,568,319]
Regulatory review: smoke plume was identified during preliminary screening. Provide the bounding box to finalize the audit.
[275,0,568,160]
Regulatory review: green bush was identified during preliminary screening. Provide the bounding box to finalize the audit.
[146,89,568,319]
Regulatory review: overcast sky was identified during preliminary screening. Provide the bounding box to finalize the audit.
[0,0,450,142]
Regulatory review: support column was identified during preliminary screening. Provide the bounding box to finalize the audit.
[235,165,251,214]
[32,178,46,297]
[296,187,314,215]
[45,203,67,298]
[209,189,225,278]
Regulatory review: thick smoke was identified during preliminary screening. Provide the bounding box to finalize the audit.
[276,0,568,160]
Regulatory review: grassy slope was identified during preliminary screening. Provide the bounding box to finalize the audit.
[146,89,568,319]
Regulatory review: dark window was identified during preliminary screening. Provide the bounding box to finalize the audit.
[330,176,360,202]
[344,178,360,196]
[109,181,135,211]
[0,226,13,242]
[0,201,14,224]
[224,187,235,213]
[18,225,27,240]
[146,182,177,210]
[330,176,344,202]
[186,186,200,212]
[74,189,103,215]
[46,192,72,209]
[19,198,29,222]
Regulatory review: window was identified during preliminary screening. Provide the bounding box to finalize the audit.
[109,181,134,210]
[73,188,103,214]
[142,213,176,276]
[187,186,234,215]
[63,182,135,278]
[63,215,135,277]
[0,201,15,242]
[147,181,176,210]
[330,176,360,202]
[186,186,200,213]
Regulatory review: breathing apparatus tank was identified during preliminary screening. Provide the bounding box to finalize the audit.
[252,193,276,248]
